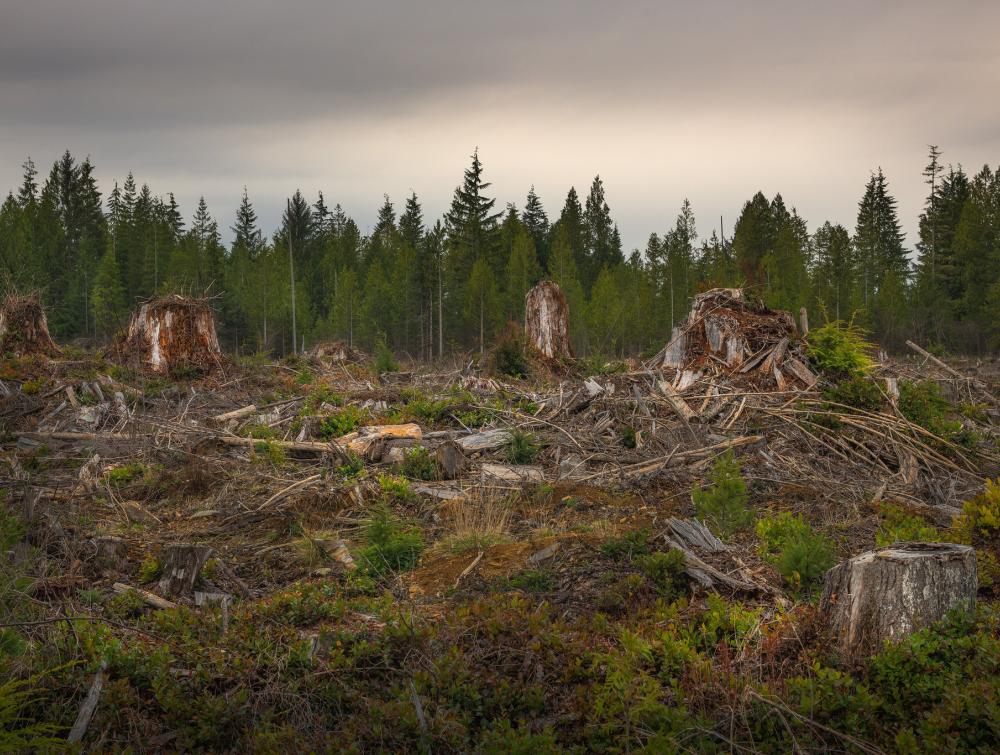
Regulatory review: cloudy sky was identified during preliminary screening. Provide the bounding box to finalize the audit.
[2,0,998,250]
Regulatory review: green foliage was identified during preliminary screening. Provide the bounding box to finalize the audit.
[0,676,65,751]
[502,569,554,593]
[333,451,365,480]
[105,462,152,486]
[635,549,688,599]
[315,405,366,438]
[243,423,277,440]
[378,474,415,502]
[619,425,637,449]
[876,504,941,546]
[692,450,751,537]
[373,336,399,375]
[399,446,436,481]
[138,555,163,583]
[253,440,286,467]
[356,507,423,578]
[490,324,529,379]
[504,429,539,464]
[899,380,975,447]
[756,512,835,590]
[822,376,884,412]
[806,319,874,377]
[600,529,652,561]
[954,479,1000,590]
[404,395,453,424]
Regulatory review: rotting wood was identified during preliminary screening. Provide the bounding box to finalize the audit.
[212,404,258,423]
[457,428,511,453]
[0,294,60,356]
[67,659,108,743]
[435,440,467,479]
[657,380,697,422]
[820,542,977,658]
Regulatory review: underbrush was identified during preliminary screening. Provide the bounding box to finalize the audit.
[806,318,874,377]
[693,450,752,537]
[756,511,835,591]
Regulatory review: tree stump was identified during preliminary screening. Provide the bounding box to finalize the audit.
[435,441,467,480]
[0,294,59,356]
[158,544,213,597]
[820,543,977,658]
[525,281,572,359]
[120,296,223,375]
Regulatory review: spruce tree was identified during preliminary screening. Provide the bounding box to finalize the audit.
[582,175,622,289]
[854,168,908,310]
[92,240,126,337]
[522,186,550,268]
[731,191,772,287]
[504,225,542,321]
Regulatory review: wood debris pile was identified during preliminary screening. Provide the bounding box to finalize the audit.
[0,294,59,357]
[651,287,816,391]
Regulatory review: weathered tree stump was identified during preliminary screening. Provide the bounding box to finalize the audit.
[435,440,467,479]
[158,543,213,597]
[120,296,223,375]
[820,542,977,658]
[0,294,59,356]
[525,280,572,359]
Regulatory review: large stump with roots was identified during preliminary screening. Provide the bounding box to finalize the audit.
[525,280,572,359]
[820,542,977,658]
[121,296,223,375]
[0,295,59,356]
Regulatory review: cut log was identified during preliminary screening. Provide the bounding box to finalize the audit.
[111,582,179,610]
[820,543,977,658]
[456,429,511,453]
[212,404,257,423]
[657,380,697,422]
[337,423,422,456]
[435,440,467,479]
[481,463,544,485]
[663,518,728,553]
[782,356,817,387]
[0,294,59,357]
[157,544,213,597]
[524,280,573,359]
[117,295,223,375]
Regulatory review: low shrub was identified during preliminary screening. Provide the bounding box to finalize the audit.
[399,447,436,481]
[635,549,688,599]
[756,512,835,590]
[822,376,884,413]
[806,318,874,377]
[356,507,423,578]
[490,323,529,379]
[692,450,752,537]
[504,430,539,464]
[373,337,399,375]
[600,529,653,561]
[876,503,941,546]
[315,406,366,438]
[954,478,1000,590]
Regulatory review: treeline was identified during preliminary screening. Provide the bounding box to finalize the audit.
[1,147,998,358]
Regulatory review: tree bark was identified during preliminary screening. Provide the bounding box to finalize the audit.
[820,542,977,658]
[158,543,213,597]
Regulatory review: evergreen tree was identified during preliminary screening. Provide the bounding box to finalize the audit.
[582,175,622,288]
[522,186,550,268]
[811,221,856,321]
[732,191,772,287]
[504,225,542,321]
[92,240,126,337]
[854,168,908,309]
[465,256,501,354]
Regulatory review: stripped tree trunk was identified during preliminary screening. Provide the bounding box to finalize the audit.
[820,542,977,658]
[158,544,213,597]
[525,280,573,359]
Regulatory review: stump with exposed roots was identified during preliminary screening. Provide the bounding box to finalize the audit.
[820,542,977,658]
[120,295,223,375]
[525,280,572,359]
[0,294,59,356]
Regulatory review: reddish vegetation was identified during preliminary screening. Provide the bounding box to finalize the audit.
[119,295,223,375]
[0,294,59,356]
[525,280,572,359]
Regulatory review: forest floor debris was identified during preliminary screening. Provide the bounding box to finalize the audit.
[2,309,1000,751]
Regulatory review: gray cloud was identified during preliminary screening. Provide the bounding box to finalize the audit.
[2,0,999,248]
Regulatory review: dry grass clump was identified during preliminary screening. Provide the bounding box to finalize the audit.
[438,486,513,554]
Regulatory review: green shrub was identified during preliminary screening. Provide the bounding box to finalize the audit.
[898,380,975,447]
[404,396,453,424]
[373,337,399,375]
[333,451,365,480]
[619,425,637,449]
[876,503,941,546]
[491,324,529,379]
[503,569,554,593]
[806,319,874,377]
[601,529,653,561]
[315,406,366,438]
[504,430,539,465]
[636,549,688,599]
[106,462,151,487]
[357,508,423,578]
[0,676,65,751]
[378,474,414,502]
[756,512,834,590]
[243,423,277,440]
[954,479,1000,590]
[692,450,751,537]
[822,376,884,412]
[138,555,163,583]
[399,447,436,481]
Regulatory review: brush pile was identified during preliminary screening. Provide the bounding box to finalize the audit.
[0,294,59,356]
[650,288,816,390]
[117,295,223,376]
[308,339,365,366]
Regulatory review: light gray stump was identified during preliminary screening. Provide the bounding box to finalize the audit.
[820,542,976,658]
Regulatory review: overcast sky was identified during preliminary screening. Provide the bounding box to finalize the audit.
[2,0,998,251]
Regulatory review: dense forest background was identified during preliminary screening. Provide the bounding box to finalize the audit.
[1,147,998,358]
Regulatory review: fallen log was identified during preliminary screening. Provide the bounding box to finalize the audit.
[820,542,977,658]
[212,404,258,423]
[111,582,178,610]
[456,428,511,453]
[657,380,697,422]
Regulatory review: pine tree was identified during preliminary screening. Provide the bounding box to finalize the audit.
[92,240,126,337]
[854,168,908,310]
[522,186,550,268]
[504,225,542,321]
[582,175,622,289]
[732,192,772,287]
